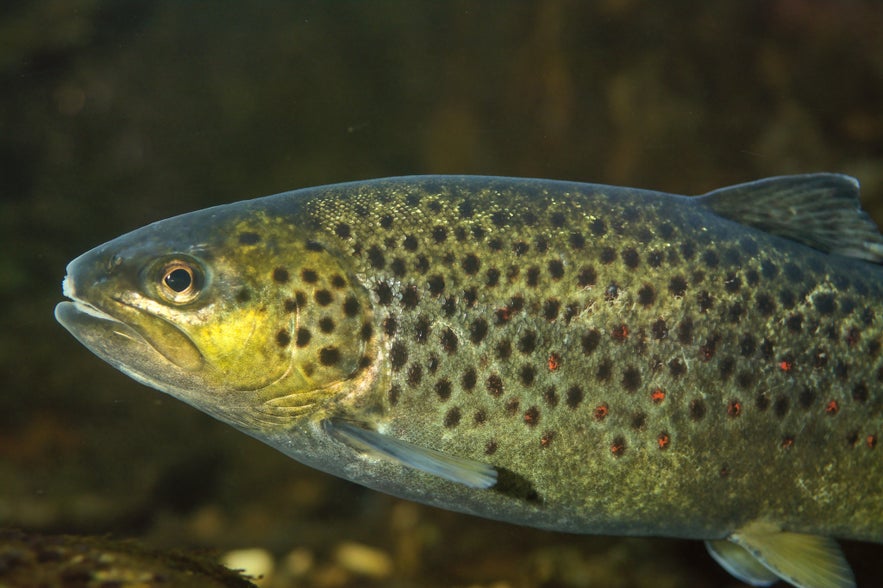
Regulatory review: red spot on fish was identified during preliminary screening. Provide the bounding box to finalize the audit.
[496,307,512,323]
[611,324,629,342]
[778,359,793,372]
[727,400,742,417]
[610,438,625,457]
[548,353,561,371]
[540,431,555,448]
[593,403,609,421]
[657,432,670,449]
[651,388,666,404]
[825,400,840,415]
[781,436,794,449]
[868,434,878,449]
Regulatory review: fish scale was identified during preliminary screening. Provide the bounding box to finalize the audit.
[56,174,883,588]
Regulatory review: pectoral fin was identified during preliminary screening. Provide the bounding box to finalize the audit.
[323,419,497,489]
[706,539,780,586]
[711,521,855,588]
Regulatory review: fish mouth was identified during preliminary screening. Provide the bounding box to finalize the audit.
[55,273,205,394]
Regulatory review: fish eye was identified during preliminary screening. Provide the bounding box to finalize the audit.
[156,259,203,304]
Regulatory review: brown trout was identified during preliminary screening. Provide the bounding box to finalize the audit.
[55,174,883,588]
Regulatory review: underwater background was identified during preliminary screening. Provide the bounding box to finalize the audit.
[2,1,883,586]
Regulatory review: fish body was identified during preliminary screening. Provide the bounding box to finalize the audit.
[56,174,883,588]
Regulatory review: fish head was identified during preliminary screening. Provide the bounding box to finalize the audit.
[55,202,375,431]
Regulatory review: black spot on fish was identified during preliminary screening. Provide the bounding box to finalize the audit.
[550,212,567,228]
[462,254,481,274]
[724,273,741,293]
[689,399,706,420]
[622,248,640,269]
[739,334,756,356]
[755,393,770,411]
[798,387,815,409]
[761,260,778,280]
[582,329,601,354]
[435,379,452,401]
[441,296,456,317]
[517,331,537,354]
[622,367,641,392]
[737,371,754,389]
[543,387,558,407]
[513,241,529,256]
[273,268,289,283]
[677,319,693,345]
[774,395,789,418]
[440,328,458,354]
[478,268,498,289]
[239,232,261,244]
[403,235,418,251]
[697,291,713,313]
[760,339,774,360]
[647,250,664,268]
[305,241,324,252]
[488,238,503,252]
[611,436,626,458]
[668,358,685,377]
[543,299,560,320]
[566,386,583,409]
[519,365,536,386]
[390,343,408,370]
[745,269,759,286]
[314,290,333,306]
[319,347,340,366]
[237,288,252,303]
[652,319,668,340]
[379,214,393,229]
[282,297,296,312]
[680,241,696,260]
[485,440,498,455]
[526,267,540,287]
[401,286,419,309]
[414,316,431,343]
[487,375,504,397]
[702,249,720,268]
[390,258,407,277]
[727,302,745,323]
[375,284,394,306]
[319,317,335,333]
[755,293,775,316]
[596,360,612,381]
[604,283,619,301]
[461,368,477,391]
[491,211,508,227]
[343,296,360,317]
[432,226,447,243]
[786,314,803,333]
[631,412,646,430]
[388,385,400,406]
[427,275,445,296]
[496,339,512,360]
[444,407,461,428]
[276,330,291,347]
[331,275,346,289]
[505,397,520,416]
[383,316,398,337]
[590,218,607,236]
[427,354,439,374]
[407,364,423,386]
[637,284,656,307]
[458,200,474,219]
[416,256,431,274]
[783,262,803,283]
[534,235,548,253]
[295,328,311,347]
[578,266,597,287]
[523,406,540,427]
[853,383,869,403]
[548,259,565,280]
[834,361,849,380]
[779,289,795,309]
[463,319,487,346]
[366,246,385,269]
[600,247,616,264]
[474,410,487,425]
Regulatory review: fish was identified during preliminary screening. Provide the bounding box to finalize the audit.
[55,173,883,588]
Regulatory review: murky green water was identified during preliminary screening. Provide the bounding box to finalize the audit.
[2,2,882,586]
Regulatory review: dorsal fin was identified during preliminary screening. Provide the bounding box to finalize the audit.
[697,173,883,263]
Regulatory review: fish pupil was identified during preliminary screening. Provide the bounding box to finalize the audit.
[164,268,192,292]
